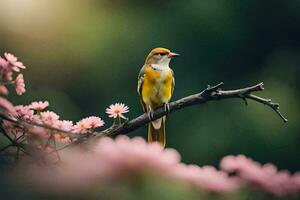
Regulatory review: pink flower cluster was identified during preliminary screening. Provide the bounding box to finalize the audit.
[17,136,300,197]
[21,136,241,194]
[0,52,26,117]
[0,54,129,147]
[0,53,130,147]
[0,74,129,149]
[220,155,300,196]
[94,136,240,193]
[0,52,26,95]
[11,101,105,144]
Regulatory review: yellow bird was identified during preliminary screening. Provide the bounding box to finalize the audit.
[137,47,179,147]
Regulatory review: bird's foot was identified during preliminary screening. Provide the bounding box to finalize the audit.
[148,110,155,121]
[164,103,170,114]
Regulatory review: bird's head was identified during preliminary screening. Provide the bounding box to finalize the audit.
[145,47,179,66]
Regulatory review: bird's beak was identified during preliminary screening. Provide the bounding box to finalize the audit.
[168,52,180,58]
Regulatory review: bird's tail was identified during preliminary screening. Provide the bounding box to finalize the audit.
[148,116,166,147]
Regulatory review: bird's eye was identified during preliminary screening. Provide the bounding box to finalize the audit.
[159,53,166,56]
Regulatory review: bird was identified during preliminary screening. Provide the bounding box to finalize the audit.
[137,47,179,147]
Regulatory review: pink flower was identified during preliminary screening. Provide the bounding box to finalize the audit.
[30,101,49,111]
[73,116,104,134]
[18,136,240,194]
[15,74,26,95]
[0,57,8,70]
[40,111,60,125]
[54,134,71,144]
[4,52,17,64]
[14,61,26,70]
[0,59,12,81]
[105,103,129,119]
[14,105,34,120]
[83,116,104,129]
[13,136,300,197]
[53,120,73,131]
[4,52,26,72]
[0,85,8,95]
[73,120,90,134]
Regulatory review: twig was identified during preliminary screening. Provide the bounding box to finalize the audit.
[246,94,288,122]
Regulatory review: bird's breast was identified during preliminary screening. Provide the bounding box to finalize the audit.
[142,66,173,106]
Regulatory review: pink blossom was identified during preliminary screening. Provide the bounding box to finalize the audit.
[30,101,49,111]
[4,52,18,64]
[14,61,26,70]
[15,74,26,95]
[0,57,8,70]
[40,111,60,125]
[73,120,90,134]
[105,103,129,119]
[4,52,26,72]
[0,85,8,95]
[82,116,104,129]
[14,105,34,120]
[18,136,240,194]
[16,136,300,196]
[54,134,71,144]
[53,120,73,131]
[0,58,12,81]
[73,116,104,134]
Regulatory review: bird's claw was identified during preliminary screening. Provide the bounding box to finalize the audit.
[164,103,170,114]
[148,110,154,121]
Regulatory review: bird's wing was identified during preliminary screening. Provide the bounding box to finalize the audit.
[137,66,147,112]
[171,69,175,96]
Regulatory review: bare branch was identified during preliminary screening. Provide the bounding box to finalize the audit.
[246,94,288,122]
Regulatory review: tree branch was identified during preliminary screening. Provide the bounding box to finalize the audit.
[94,82,287,139]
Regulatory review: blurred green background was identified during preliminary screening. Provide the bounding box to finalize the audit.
[0,0,299,171]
